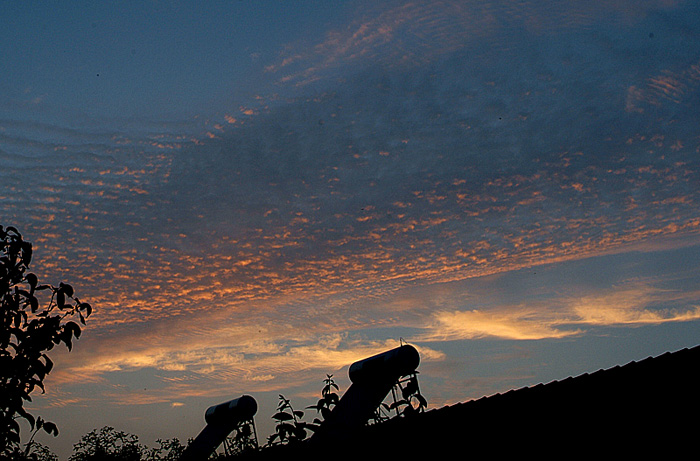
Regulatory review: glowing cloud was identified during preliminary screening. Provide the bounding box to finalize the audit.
[419,283,700,342]
[422,308,579,341]
[568,286,700,326]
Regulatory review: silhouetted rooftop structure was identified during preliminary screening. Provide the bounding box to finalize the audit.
[242,344,699,460]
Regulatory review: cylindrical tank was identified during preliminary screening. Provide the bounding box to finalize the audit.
[204,395,257,426]
[348,345,420,384]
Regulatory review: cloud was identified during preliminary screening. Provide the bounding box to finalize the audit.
[421,308,580,341]
[264,0,687,86]
[568,286,700,325]
[417,283,700,342]
[44,329,446,406]
[626,58,700,112]
[6,0,699,427]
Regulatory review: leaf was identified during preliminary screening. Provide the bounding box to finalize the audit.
[18,407,35,429]
[9,418,20,434]
[62,330,73,351]
[79,302,93,317]
[305,422,320,432]
[278,422,295,433]
[293,410,304,419]
[293,426,307,440]
[26,273,38,291]
[306,401,322,411]
[401,405,417,417]
[42,421,59,436]
[59,282,74,297]
[272,411,294,421]
[43,354,54,374]
[65,321,82,339]
[321,407,331,420]
[21,241,33,266]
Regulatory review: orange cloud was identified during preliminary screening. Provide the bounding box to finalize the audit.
[418,282,700,342]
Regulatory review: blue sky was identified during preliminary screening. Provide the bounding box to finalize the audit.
[1,1,351,121]
[2,1,700,458]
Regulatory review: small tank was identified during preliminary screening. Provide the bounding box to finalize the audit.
[204,395,257,426]
[348,344,420,384]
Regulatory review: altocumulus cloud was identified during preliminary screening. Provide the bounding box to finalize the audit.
[4,0,700,420]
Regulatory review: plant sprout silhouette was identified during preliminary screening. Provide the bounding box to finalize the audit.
[268,395,308,446]
[307,374,340,425]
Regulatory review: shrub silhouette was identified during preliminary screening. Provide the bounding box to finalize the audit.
[1,225,92,458]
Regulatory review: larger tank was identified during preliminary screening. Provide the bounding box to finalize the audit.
[204,394,257,426]
[348,344,420,384]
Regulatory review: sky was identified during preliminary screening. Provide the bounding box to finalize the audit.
[2,0,700,458]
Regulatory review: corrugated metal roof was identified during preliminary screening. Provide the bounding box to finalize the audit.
[242,345,700,460]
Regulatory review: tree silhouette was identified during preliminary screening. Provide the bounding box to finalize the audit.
[142,438,187,461]
[69,427,143,461]
[1,225,92,458]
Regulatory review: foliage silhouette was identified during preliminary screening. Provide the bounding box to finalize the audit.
[381,373,427,418]
[264,374,343,450]
[222,420,257,457]
[23,442,58,461]
[69,427,144,461]
[267,395,308,446]
[64,427,188,461]
[1,225,92,458]
[306,374,340,427]
[20,417,61,461]
[142,438,187,461]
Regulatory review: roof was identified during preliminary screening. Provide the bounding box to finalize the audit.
[241,345,700,459]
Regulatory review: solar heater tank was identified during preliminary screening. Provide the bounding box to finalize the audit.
[310,344,421,443]
[204,394,257,426]
[348,344,420,384]
[180,395,258,461]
